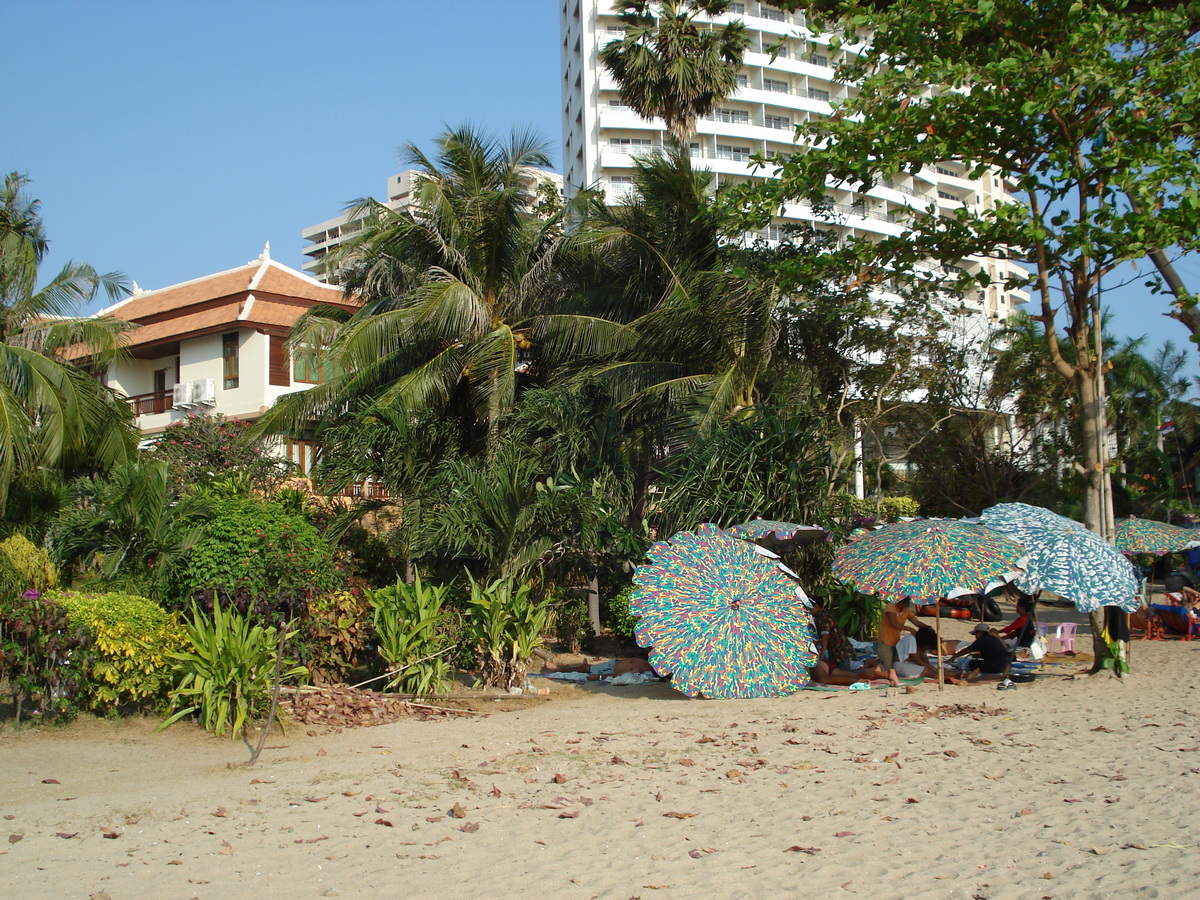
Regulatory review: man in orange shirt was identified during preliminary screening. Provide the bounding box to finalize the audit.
[877,597,923,686]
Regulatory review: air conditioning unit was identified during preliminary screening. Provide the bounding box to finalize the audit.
[193,378,216,405]
[172,382,196,408]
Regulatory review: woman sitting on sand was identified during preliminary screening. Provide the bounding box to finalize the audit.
[999,595,1038,649]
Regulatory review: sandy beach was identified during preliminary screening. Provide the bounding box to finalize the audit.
[2,619,1198,900]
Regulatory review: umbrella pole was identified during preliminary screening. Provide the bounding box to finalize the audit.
[936,601,944,692]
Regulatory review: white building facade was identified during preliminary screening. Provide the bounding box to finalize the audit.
[301,168,564,283]
[560,0,1028,321]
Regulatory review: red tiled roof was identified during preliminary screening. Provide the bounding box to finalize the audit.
[102,258,350,324]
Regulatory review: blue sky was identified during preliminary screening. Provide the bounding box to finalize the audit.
[6,1,1198,381]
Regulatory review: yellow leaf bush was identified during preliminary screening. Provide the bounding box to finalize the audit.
[46,590,189,712]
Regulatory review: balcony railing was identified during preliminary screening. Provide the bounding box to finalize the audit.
[125,389,173,416]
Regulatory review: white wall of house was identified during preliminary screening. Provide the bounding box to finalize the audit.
[120,328,315,433]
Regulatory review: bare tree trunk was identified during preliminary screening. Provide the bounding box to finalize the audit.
[587,573,601,637]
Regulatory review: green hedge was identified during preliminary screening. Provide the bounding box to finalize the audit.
[832,495,921,521]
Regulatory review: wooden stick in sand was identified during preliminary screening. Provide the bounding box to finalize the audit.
[935,600,944,692]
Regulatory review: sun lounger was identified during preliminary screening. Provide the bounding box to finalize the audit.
[1152,603,1200,639]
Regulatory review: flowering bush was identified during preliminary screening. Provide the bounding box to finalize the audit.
[147,414,289,491]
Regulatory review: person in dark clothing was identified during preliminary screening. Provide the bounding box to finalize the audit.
[950,623,1011,676]
[999,595,1038,649]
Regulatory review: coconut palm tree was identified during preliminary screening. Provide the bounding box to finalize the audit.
[259,126,585,455]
[599,0,750,145]
[0,173,137,513]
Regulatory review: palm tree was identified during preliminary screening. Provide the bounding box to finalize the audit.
[259,126,582,454]
[599,0,750,145]
[0,173,137,513]
[543,146,779,437]
[48,459,208,591]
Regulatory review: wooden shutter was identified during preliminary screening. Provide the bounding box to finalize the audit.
[269,335,290,386]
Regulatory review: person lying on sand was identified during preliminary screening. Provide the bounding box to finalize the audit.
[544,658,655,681]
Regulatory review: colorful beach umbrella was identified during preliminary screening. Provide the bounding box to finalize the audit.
[630,524,819,699]
[979,502,1088,546]
[724,519,828,546]
[833,520,1027,599]
[980,503,1139,612]
[1114,517,1200,556]
[1013,527,1140,612]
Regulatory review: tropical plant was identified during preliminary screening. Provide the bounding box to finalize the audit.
[160,599,306,740]
[0,172,137,513]
[49,589,188,712]
[259,125,584,454]
[367,573,453,695]
[599,0,750,145]
[602,585,642,647]
[652,403,838,537]
[47,459,208,592]
[815,581,884,642]
[296,589,372,685]
[464,574,551,690]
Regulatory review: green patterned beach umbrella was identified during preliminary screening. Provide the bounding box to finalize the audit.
[981,503,1139,612]
[979,502,1088,546]
[833,520,1027,599]
[630,524,819,699]
[1114,517,1200,556]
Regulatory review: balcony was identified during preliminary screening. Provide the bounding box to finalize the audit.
[125,389,173,416]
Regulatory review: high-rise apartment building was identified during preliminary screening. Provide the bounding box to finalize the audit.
[301,168,563,283]
[560,0,1028,320]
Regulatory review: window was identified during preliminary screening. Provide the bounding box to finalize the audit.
[807,88,830,103]
[286,439,320,476]
[809,53,828,67]
[735,73,748,88]
[765,114,791,130]
[715,107,749,124]
[767,224,788,242]
[716,144,752,161]
[938,190,961,201]
[728,2,745,12]
[688,141,701,158]
[608,99,630,110]
[763,78,789,93]
[222,332,239,389]
[610,175,634,184]
[761,5,785,21]
[609,137,653,154]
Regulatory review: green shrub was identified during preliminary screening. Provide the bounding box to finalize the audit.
[297,590,371,685]
[0,535,59,592]
[368,574,453,696]
[832,495,921,522]
[816,581,885,642]
[47,590,187,712]
[602,585,641,645]
[0,553,23,604]
[465,574,551,690]
[167,497,340,603]
[551,594,592,654]
[0,590,91,723]
[161,600,306,739]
